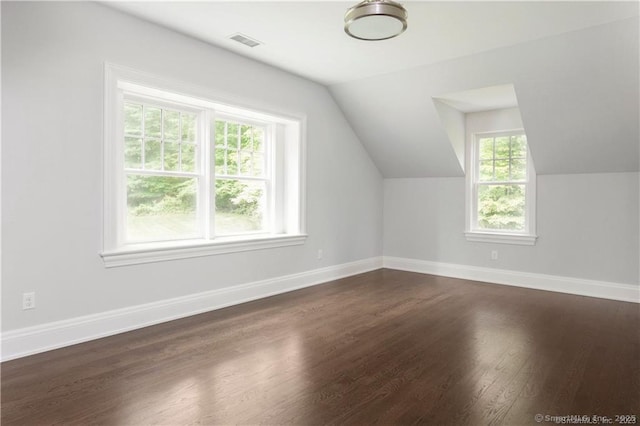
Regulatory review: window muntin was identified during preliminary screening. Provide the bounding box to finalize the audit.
[472,132,532,233]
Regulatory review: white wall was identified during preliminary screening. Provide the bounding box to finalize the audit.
[384,173,639,285]
[1,2,383,332]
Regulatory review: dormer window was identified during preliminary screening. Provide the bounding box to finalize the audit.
[465,130,537,245]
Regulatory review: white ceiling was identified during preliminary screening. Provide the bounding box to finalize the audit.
[106,1,639,177]
[106,1,638,86]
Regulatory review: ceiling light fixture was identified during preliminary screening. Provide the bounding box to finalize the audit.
[344,0,408,41]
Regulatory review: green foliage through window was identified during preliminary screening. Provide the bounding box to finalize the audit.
[478,185,526,230]
[215,179,265,234]
[214,119,267,235]
[123,102,271,241]
[476,133,528,232]
[126,175,199,242]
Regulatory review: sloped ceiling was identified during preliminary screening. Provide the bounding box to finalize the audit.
[330,16,639,177]
[106,1,639,178]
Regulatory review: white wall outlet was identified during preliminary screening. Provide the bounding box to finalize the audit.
[23,292,36,310]
[317,249,323,260]
[491,250,498,261]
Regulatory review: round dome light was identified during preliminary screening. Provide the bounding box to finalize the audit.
[344,0,408,41]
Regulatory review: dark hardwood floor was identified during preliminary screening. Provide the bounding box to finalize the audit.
[2,269,639,425]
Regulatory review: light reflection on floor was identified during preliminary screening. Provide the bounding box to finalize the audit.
[119,329,307,424]
[468,305,535,420]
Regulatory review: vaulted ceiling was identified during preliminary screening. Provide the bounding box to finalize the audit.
[107,1,639,178]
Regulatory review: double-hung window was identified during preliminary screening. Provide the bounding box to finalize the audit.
[465,131,537,245]
[103,64,306,267]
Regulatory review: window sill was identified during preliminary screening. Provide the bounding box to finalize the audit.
[464,231,537,246]
[101,234,307,268]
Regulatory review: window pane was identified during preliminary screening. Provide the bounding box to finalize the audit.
[240,151,252,175]
[479,160,493,181]
[226,150,238,175]
[181,143,196,172]
[144,107,161,138]
[240,125,253,150]
[253,128,265,152]
[215,179,266,235]
[164,141,179,171]
[478,138,494,160]
[215,121,226,148]
[494,159,509,181]
[511,135,527,158]
[124,137,142,169]
[252,153,265,177]
[227,123,239,150]
[124,103,142,136]
[126,175,199,242]
[163,110,180,141]
[511,158,526,180]
[144,139,162,170]
[215,148,226,173]
[181,113,197,142]
[495,136,510,159]
[477,184,526,231]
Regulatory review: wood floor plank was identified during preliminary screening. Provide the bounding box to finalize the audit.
[2,269,638,425]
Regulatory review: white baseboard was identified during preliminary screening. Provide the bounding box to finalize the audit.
[383,256,639,303]
[1,257,383,362]
[4,256,636,362]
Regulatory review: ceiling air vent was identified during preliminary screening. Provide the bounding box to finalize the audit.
[229,33,262,48]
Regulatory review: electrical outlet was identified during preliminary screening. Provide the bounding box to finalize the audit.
[23,292,36,310]
[317,249,323,260]
[491,250,498,261]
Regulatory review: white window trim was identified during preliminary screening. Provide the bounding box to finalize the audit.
[102,234,308,268]
[465,129,537,246]
[102,63,307,267]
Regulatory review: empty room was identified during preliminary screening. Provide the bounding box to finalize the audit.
[2,1,638,425]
